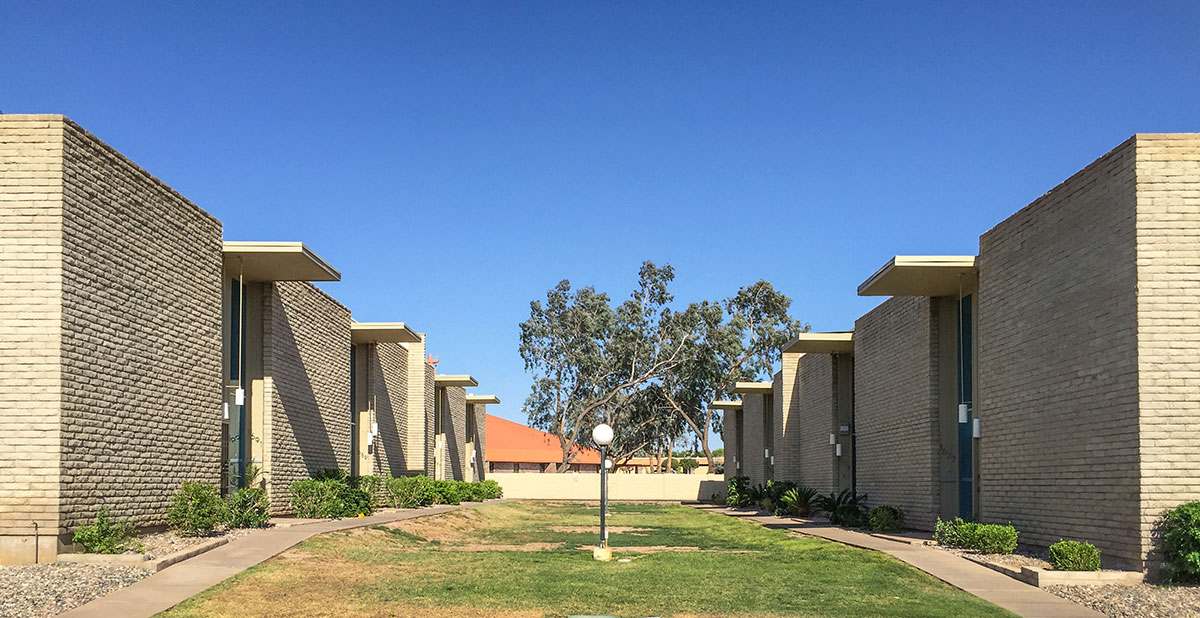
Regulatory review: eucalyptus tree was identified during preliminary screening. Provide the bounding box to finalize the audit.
[519,262,691,472]
[660,281,807,473]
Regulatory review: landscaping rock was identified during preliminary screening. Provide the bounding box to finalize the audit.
[1046,583,1200,618]
[0,563,149,618]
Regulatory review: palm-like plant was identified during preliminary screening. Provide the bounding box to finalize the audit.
[780,486,819,517]
[815,489,868,527]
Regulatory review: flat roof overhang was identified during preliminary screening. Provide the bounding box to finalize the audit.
[709,400,744,410]
[857,255,977,297]
[435,375,478,388]
[223,241,341,282]
[466,395,501,405]
[784,332,854,355]
[732,381,773,395]
[351,322,421,345]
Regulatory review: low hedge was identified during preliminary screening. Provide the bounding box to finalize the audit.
[934,517,1018,554]
[1160,500,1200,583]
[289,477,374,519]
[868,505,904,533]
[385,476,502,508]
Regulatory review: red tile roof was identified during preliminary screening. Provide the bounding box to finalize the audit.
[485,414,600,465]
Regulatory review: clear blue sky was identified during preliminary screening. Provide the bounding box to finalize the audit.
[4,3,1198,444]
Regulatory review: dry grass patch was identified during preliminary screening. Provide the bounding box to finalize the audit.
[550,526,649,534]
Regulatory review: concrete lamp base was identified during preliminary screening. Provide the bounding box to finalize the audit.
[592,546,612,561]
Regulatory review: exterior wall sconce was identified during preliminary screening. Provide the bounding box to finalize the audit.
[235,388,245,406]
[764,448,770,459]
[829,433,836,445]
[222,403,229,420]
[769,455,774,465]
[835,443,842,457]
[958,403,969,423]
[973,418,982,438]
[736,460,741,470]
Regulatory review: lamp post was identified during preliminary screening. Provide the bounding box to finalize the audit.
[592,422,613,560]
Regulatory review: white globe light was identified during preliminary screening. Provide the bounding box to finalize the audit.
[604,459,613,470]
[592,423,614,446]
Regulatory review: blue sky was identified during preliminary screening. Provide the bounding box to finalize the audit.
[3,3,1198,445]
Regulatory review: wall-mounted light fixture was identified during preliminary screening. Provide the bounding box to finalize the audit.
[770,456,774,465]
[235,388,245,406]
[764,448,770,459]
[958,403,969,423]
[973,418,982,439]
[835,443,842,457]
[829,433,836,445]
[223,403,229,420]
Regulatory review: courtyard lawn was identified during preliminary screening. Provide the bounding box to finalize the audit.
[159,501,1016,618]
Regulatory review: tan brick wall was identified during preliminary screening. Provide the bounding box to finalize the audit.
[741,394,766,487]
[58,119,223,532]
[423,363,435,476]
[368,342,411,476]
[403,336,427,474]
[722,408,740,482]
[1134,134,1200,567]
[854,296,940,529]
[439,385,469,481]
[783,353,836,493]
[263,281,352,511]
[468,403,486,481]
[977,138,1142,565]
[777,354,802,481]
[0,116,65,561]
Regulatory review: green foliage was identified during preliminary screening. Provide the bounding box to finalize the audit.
[430,480,466,505]
[1159,500,1200,583]
[933,517,1018,554]
[73,506,140,554]
[1048,540,1100,571]
[349,475,387,508]
[726,476,752,507]
[290,476,376,519]
[868,505,905,533]
[477,480,504,499]
[314,468,349,481]
[225,488,271,529]
[780,486,818,517]
[386,475,435,508]
[762,480,797,516]
[815,489,867,527]
[168,482,227,536]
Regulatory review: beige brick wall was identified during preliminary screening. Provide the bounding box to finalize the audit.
[468,403,486,481]
[741,394,766,487]
[403,336,427,474]
[439,385,469,481]
[1134,134,1200,567]
[58,119,223,531]
[263,281,352,511]
[777,354,802,481]
[0,116,65,562]
[423,363,435,476]
[783,353,836,493]
[367,342,411,476]
[978,138,1142,565]
[854,296,940,529]
[722,408,740,481]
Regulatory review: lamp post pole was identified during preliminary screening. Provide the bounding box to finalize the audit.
[591,422,614,560]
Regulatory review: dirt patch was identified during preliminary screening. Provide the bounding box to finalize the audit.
[445,542,563,552]
[579,546,761,554]
[382,509,485,544]
[550,526,649,534]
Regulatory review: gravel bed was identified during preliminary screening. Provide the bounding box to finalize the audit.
[0,563,149,618]
[131,527,254,559]
[1046,583,1200,618]
[934,543,1051,569]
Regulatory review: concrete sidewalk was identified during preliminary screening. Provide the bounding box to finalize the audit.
[691,504,1105,618]
[60,502,491,618]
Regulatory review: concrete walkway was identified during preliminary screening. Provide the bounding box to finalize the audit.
[60,502,489,618]
[691,504,1105,618]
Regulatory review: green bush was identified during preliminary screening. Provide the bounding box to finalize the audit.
[726,476,751,507]
[168,482,227,536]
[314,468,349,481]
[289,477,374,518]
[342,487,373,515]
[73,506,139,554]
[477,479,503,499]
[780,486,818,517]
[815,489,868,527]
[1160,500,1200,583]
[350,475,387,508]
[386,475,435,508]
[869,505,905,533]
[430,480,466,505]
[763,480,797,516]
[934,517,1018,554]
[225,488,271,529]
[1048,540,1101,571]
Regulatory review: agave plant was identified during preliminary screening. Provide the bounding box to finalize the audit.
[815,489,869,527]
[780,486,819,517]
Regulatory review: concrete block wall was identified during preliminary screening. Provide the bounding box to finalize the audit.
[439,385,468,481]
[790,353,837,494]
[978,138,1143,566]
[776,354,803,482]
[722,408,740,481]
[1133,134,1200,567]
[468,403,486,481]
[262,280,352,511]
[854,296,941,529]
[741,394,766,487]
[368,341,410,476]
[0,116,66,563]
[423,363,435,477]
[58,119,224,531]
[403,336,428,474]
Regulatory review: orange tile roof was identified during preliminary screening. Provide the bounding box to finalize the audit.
[485,414,600,465]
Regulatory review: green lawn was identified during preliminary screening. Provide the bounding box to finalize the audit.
[160,501,1015,618]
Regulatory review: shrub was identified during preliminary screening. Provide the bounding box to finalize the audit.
[1160,500,1200,583]
[289,477,373,518]
[226,488,271,529]
[869,505,904,533]
[73,506,139,554]
[815,489,867,527]
[430,480,466,505]
[726,476,751,507]
[349,475,387,508]
[780,486,818,517]
[934,517,1018,554]
[386,475,435,508]
[477,479,503,499]
[763,480,797,516]
[342,487,374,516]
[168,482,227,536]
[314,468,349,481]
[1049,540,1101,571]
